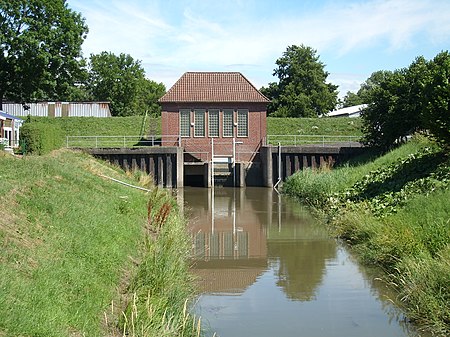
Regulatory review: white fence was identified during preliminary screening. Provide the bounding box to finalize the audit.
[65,135,180,148]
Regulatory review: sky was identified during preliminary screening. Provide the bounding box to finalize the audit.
[70,0,450,97]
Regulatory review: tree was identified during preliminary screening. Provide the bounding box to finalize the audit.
[423,51,450,147]
[361,52,450,149]
[362,70,409,148]
[135,77,166,117]
[341,91,364,108]
[341,70,393,108]
[261,45,338,117]
[0,0,88,108]
[86,52,165,116]
[362,58,429,149]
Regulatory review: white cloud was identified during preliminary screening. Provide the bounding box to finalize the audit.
[70,0,450,93]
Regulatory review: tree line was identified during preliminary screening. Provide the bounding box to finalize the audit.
[0,1,342,118]
[1,0,449,149]
[0,0,164,116]
[339,52,450,149]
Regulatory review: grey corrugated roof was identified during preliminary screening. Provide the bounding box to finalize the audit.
[159,72,270,103]
[0,110,23,121]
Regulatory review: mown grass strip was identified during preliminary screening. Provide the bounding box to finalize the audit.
[26,116,161,137]
[267,116,363,137]
[24,116,362,139]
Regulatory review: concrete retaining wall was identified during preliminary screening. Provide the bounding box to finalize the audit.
[86,147,183,188]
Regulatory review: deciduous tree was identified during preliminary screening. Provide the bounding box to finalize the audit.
[0,0,88,108]
[86,52,165,116]
[423,51,450,147]
[361,56,442,149]
[341,70,392,108]
[261,45,338,117]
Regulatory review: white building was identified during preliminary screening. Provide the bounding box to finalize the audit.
[0,111,24,149]
[327,104,367,118]
[1,102,111,118]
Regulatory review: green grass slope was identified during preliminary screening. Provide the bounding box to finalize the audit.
[27,116,161,137]
[267,116,362,136]
[25,116,361,138]
[0,150,197,336]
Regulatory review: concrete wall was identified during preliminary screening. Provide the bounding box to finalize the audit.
[86,147,183,188]
[260,145,366,187]
[85,145,366,189]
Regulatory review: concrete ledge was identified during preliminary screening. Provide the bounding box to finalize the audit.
[83,147,180,155]
[265,145,365,155]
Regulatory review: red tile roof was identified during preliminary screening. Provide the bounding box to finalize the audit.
[159,72,270,103]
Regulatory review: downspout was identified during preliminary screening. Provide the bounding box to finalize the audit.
[211,137,214,188]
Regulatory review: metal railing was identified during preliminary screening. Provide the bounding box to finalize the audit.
[266,134,362,147]
[65,134,362,149]
[65,135,180,148]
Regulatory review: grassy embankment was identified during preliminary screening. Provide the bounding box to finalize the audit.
[26,115,161,136]
[25,116,161,148]
[0,150,200,336]
[26,115,360,137]
[267,117,363,145]
[283,136,450,336]
[25,116,362,147]
[267,116,362,136]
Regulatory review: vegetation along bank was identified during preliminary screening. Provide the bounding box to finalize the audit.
[0,150,200,336]
[283,136,450,336]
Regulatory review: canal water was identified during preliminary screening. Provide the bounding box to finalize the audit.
[181,187,417,337]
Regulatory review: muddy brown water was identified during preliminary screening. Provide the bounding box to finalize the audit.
[180,187,420,337]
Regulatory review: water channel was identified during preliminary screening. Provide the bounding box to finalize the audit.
[181,187,418,337]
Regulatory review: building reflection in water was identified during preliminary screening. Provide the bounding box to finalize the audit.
[182,187,336,301]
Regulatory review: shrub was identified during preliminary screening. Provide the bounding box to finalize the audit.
[20,122,63,155]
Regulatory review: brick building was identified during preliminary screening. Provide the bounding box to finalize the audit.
[159,72,270,163]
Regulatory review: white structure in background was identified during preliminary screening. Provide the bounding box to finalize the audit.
[327,104,367,118]
[2,101,111,118]
[0,111,24,149]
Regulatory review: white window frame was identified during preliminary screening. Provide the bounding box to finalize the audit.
[223,109,234,138]
[208,109,219,137]
[237,109,248,137]
[194,109,205,137]
[179,109,191,137]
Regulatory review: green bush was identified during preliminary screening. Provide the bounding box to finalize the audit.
[20,123,63,155]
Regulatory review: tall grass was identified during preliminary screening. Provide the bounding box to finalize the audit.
[0,150,198,336]
[119,189,202,336]
[283,136,450,335]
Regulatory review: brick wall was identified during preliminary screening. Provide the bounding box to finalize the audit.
[161,102,267,162]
